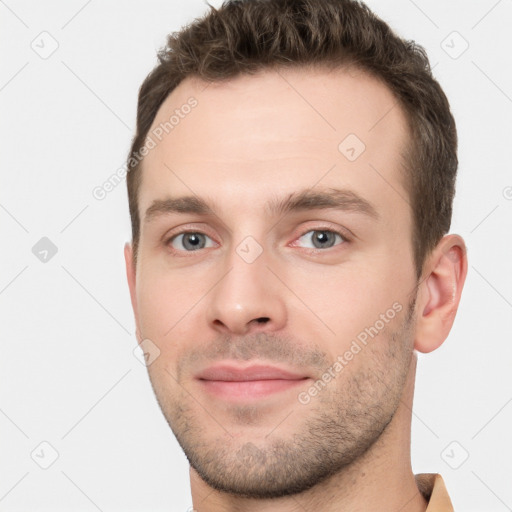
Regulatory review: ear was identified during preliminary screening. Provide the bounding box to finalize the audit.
[414,234,468,353]
[124,242,142,343]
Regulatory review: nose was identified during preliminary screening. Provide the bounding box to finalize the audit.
[205,245,287,336]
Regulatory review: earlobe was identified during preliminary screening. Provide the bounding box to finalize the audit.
[414,234,468,353]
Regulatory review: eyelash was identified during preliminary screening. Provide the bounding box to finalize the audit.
[290,228,350,252]
[164,225,351,255]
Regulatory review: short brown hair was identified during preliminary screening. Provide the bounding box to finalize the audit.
[126,0,457,279]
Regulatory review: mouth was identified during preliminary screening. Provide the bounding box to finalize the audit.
[195,363,310,401]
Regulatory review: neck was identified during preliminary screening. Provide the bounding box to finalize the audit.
[190,355,427,512]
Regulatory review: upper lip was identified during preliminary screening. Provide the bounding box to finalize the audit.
[196,363,308,381]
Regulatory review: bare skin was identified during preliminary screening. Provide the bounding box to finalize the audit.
[124,66,467,511]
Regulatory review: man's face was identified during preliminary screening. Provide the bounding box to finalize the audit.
[126,67,420,497]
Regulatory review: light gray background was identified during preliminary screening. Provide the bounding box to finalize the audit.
[1,0,511,510]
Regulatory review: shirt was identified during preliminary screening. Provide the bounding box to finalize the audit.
[415,473,454,511]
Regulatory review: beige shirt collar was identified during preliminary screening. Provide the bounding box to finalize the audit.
[415,473,454,511]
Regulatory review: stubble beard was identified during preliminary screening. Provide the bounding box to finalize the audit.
[148,296,416,499]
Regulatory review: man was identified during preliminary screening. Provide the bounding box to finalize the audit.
[124,0,467,510]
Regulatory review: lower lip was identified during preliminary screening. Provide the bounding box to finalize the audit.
[198,379,307,400]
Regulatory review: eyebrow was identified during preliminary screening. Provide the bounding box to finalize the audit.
[143,188,379,224]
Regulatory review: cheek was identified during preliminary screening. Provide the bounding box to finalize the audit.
[282,257,410,373]
[137,283,169,336]
[284,262,409,353]
[135,264,217,375]
[136,267,196,339]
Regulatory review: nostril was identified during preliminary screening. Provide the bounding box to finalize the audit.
[255,317,270,324]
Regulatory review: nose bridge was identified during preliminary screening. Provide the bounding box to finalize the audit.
[206,235,286,335]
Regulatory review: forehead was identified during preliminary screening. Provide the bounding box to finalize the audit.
[138,66,411,226]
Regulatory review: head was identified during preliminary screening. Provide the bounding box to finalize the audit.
[124,0,467,499]
[127,0,458,280]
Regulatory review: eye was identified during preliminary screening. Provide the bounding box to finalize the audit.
[295,229,346,250]
[168,232,216,252]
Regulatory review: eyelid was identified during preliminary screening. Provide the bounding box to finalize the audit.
[161,222,353,253]
[163,223,217,240]
[162,223,220,249]
[290,222,353,246]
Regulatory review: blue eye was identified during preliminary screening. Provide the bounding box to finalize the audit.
[296,230,346,249]
[169,232,215,251]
